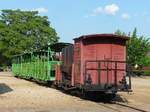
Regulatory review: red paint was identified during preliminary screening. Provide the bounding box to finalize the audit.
[73,34,129,87]
[55,64,62,82]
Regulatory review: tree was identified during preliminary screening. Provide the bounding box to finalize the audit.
[115,29,126,36]
[128,28,150,66]
[0,9,59,66]
[115,28,150,66]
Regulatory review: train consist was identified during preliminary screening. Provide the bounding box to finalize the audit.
[12,34,131,97]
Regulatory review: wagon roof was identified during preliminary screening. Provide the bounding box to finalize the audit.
[73,34,130,41]
[12,42,72,57]
[49,42,73,52]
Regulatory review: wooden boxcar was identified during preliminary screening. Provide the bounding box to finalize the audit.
[55,34,131,94]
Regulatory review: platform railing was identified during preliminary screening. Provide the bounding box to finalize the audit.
[84,60,131,91]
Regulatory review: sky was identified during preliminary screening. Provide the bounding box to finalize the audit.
[0,0,150,43]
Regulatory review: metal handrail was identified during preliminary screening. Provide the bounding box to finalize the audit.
[84,60,127,86]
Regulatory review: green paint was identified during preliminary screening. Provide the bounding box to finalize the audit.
[12,48,61,82]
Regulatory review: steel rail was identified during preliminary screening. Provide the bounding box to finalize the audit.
[98,102,148,112]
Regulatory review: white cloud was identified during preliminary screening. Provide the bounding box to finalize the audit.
[32,7,48,13]
[104,4,119,15]
[92,4,119,16]
[121,13,130,19]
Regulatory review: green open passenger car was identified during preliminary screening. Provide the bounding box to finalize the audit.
[12,43,70,82]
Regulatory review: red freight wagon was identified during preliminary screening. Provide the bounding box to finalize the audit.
[55,34,131,95]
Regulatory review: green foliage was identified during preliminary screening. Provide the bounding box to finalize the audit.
[144,70,150,76]
[127,28,150,66]
[141,56,150,67]
[115,29,127,36]
[115,28,150,67]
[0,9,59,66]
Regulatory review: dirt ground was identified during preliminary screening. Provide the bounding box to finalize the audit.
[118,76,150,111]
[0,72,150,112]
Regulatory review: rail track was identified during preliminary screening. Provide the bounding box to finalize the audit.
[98,102,148,112]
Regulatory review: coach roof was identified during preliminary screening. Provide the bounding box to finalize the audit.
[73,34,130,41]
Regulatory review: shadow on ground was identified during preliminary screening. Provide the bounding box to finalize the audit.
[70,91,129,103]
[53,86,129,104]
[0,83,13,94]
